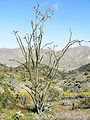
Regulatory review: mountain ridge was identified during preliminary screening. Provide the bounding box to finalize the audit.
[0,46,90,70]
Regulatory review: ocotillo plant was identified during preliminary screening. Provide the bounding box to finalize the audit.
[12,3,89,114]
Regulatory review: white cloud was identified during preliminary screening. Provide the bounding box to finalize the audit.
[52,3,60,11]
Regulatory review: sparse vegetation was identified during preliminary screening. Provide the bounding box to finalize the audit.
[0,60,90,119]
[0,2,90,120]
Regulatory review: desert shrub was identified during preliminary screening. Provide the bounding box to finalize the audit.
[7,113,22,120]
[14,88,32,106]
[78,92,90,109]
[62,91,77,99]
[84,72,88,76]
[7,111,35,120]
[77,97,90,109]
[25,112,35,120]
[48,87,61,101]
[0,83,16,109]
[61,91,90,109]
[7,113,18,120]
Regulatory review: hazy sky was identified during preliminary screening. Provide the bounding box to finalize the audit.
[0,0,90,49]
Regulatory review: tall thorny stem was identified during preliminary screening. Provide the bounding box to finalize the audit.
[12,3,54,113]
[12,3,90,114]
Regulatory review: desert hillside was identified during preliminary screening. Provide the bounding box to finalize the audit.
[0,46,90,70]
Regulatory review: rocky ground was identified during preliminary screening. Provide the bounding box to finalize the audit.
[51,102,90,120]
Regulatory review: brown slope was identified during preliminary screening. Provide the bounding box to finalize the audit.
[0,46,90,70]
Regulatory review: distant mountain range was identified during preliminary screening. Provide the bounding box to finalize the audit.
[0,46,90,71]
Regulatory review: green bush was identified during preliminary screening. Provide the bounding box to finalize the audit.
[0,83,16,109]
[48,87,61,101]
[79,97,90,109]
